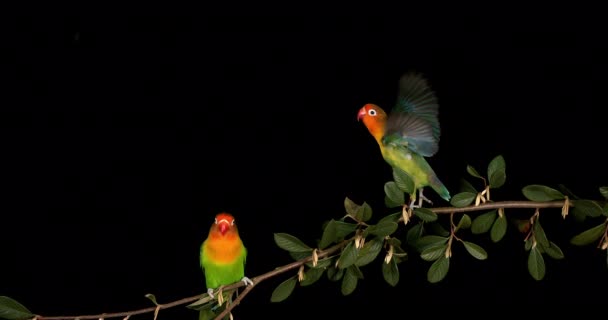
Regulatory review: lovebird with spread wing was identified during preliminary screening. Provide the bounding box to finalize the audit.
[357,72,450,208]
[200,212,253,299]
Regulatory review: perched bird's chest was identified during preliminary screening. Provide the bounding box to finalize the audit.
[204,237,244,265]
[380,144,430,186]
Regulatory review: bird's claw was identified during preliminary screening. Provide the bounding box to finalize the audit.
[207,288,215,299]
[241,276,253,286]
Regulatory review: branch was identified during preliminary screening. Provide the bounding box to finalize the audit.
[32,199,579,320]
[431,200,571,214]
[36,240,348,320]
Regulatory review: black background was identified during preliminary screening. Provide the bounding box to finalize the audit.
[3,14,608,319]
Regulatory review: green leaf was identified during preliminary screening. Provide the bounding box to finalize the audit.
[393,167,415,194]
[487,155,506,188]
[327,266,344,281]
[466,164,483,179]
[289,251,310,261]
[521,185,564,201]
[406,222,424,247]
[318,219,341,249]
[378,212,402,224]
[357,202,373,222]
[429,222,450,237]
[270,276,297,302]
[456,214,472,231]
[573,200,604,218]
[462,241,488,260]
[524,238,532,251]
[420,244,447,262]
[528,247,546,281]
[416,235,449,252]
[544,241,565,260]
[427,255,450,283]
[344,197,360,217]
[570,223,606,246]
[600,186,608,200]
[198,309,216,320]
[300,267,325,286]
[341,266,359,295]
[533,222,550,249]
[335,221,359,239]
[490,215,507,242]
[0,296,34,320]
[338,242,358,269]
[382,258,400,287]
[414,208,438,222]
[186,295,215,310]
[366,221,398,238]
[145,293,158,305]
[450,192,476,207]
[460,178,478,193]
[471,210,497,234]
[355,238,384,266]
[274,233,313,253]
[385,181,405,208]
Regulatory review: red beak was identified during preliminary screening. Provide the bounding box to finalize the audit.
[357,107,366,121]
[219,222,229,235]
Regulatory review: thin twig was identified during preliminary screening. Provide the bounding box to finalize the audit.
[35,199,577,320]
[36,240,349,320]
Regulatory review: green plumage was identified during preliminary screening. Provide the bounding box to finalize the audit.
[200,246,247,290]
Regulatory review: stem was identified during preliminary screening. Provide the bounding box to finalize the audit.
[36,240,349,320]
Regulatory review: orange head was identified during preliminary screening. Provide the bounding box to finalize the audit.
[357,103,387,142]
[211,212,238,236]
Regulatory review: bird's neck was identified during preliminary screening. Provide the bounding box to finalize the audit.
[206,233,243,263]
[364,120,386,145]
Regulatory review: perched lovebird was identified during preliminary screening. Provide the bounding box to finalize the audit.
[357,72,450,208]
[200,212,253,299]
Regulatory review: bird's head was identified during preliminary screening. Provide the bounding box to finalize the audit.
[213,212,237,236]
[357,103,387,141]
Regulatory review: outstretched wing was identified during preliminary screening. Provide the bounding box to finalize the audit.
[382,72,441,156]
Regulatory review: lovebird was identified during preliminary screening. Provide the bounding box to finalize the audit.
[357,72,450,208]
[200,212,253,299]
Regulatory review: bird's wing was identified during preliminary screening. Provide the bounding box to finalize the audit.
[382,113,438,156]
[391,72,441,142]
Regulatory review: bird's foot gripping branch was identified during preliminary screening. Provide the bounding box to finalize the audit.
[2,155,608,320]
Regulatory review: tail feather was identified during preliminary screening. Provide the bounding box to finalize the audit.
[430,175,451,202]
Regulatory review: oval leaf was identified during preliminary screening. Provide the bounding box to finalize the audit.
[490,215,507,243]
[385,181,405,208]
[487,155,506,188]
[427,255,450,283]
[0,296,34,320]
[335,221,359,239]
[338,242,358,269]
[406,222,424,247]
[341,266,358,295]
[462,241,488,260]
[522,185,564,202]
[270,276,297,302]
[327,266,344,282]
[356,202,373,222]
[460,178,478,193]
[466,164,483,179]
[416,235,449,252]
[527,247,545,281]
[300,267,325,286]
[378,212,402,224]
[344,197,360,217]
[367,221,398,238]
[420,244,447,262]
[450,192,476,207]
[414,208,438,222]
[471,210,497,234]
[533,222,550,249]
[570,223,606,246]
[600,186,608,200]
[456,214,472,230]
[573,200,604,218]
[274,233,313,253]
[145,293,158,305]
[355,238,383,266]
[393,167,415,193]
[544,241,565,260]
[382,258,400,287]
[319,219,338,249]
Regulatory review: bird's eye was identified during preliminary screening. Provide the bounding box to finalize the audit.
[214,218,218,224]
[368,109,377,116]
[231,219,235,225]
